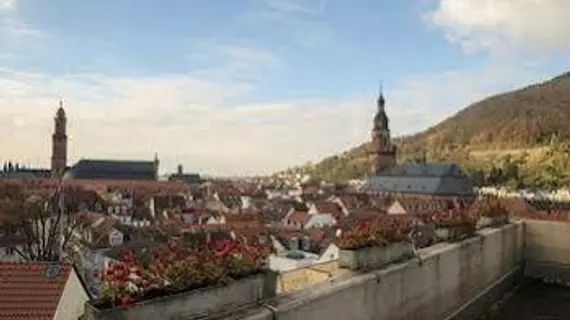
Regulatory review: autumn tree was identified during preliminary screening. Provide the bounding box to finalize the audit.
[3,181,82,262]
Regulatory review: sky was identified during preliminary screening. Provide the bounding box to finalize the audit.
[1,0,569,176]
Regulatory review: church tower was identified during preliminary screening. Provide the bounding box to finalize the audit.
[51,100,68,178]
[368,84,396,175]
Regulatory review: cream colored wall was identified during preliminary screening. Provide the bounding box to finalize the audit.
[53,269,90,320]
[277,260,350,293]
[387,201,406,215]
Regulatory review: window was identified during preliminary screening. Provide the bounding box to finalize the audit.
[109,232,123,247]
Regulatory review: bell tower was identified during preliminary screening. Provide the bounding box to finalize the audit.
[368,83,396,175]
[51,100,68,178]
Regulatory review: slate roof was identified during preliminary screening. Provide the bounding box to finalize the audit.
[0,262,75,320]
[0,171,38,180]
[365,163,474,196]
[66,159,156,181]
[0,168,51,180]
[168,173,202,185]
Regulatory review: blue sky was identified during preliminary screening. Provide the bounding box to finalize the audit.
[1,0,569,175]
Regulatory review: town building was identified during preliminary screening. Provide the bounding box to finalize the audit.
[0,262,90,320]
[168,164,203,185]
[64,158,159,181]
[365,87,474,197]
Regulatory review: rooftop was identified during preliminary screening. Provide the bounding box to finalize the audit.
[0,262,74,320]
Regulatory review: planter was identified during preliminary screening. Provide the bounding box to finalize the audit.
[477,215,509,228]
[339,242,414,271]
[435,225,475,242]
[83,270,277,320]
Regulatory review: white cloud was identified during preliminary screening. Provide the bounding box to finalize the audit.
[187,43,283,81]
[238,0,332,48]
[0,0,17,11]
[426,0,570,55]
[0,17,42,38]
[222,45,282,69]
[261,0,327,14]
[0,0,43,39]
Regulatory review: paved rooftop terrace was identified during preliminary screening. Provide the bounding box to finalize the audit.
[483,280,570,320]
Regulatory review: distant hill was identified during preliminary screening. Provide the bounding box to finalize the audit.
[282,71,570,189]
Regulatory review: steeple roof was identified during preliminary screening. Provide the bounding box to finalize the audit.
[377,81,385,111]
[56,100,66,118]
[373,84,389,130]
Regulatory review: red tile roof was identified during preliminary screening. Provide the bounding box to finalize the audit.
[0,262,74,320]
[334,193,372,210]
[313,201,343,219]
[0,178,189,199]
[225,213,261,223]
[287,211,311,226]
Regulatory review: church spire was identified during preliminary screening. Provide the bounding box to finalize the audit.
[373,80,388,131]
[368,81,396,175]
[377,79,385,111]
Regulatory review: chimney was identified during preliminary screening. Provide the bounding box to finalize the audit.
[177,164,183,175]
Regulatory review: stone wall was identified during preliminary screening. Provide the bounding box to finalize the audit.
[523,220,570,283]
[235,222,524,320]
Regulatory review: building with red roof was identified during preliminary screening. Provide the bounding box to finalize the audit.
[0,262,90,320]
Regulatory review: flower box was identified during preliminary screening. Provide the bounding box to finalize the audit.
[338,242,414,271]
[435,225,475,242]
[477,215,509,228]
[83,270,277,320]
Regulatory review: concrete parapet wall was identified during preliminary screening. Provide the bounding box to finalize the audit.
[236,222,524,320]
[523,220,570,283]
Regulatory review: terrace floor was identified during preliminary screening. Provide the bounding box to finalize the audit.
[484,280,570,320]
